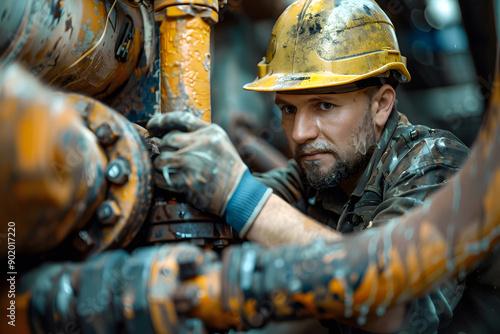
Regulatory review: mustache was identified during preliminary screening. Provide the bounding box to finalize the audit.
[294,141,337,158]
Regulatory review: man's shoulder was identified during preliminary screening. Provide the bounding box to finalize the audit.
[390,117,470,165]
[374,118,471,186]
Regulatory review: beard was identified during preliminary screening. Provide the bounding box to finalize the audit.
[294,107,378,190]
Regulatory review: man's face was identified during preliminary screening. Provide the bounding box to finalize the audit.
[276,89,379,190]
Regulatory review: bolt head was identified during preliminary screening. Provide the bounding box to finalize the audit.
[95,123,119,146]
[97,200,121,224]
[106,159,130,185]
[72,231,94,252]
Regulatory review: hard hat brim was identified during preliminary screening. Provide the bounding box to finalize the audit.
[244,63,410,92]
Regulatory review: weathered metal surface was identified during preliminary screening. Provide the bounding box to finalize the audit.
[67,92,154,257]
[0,0,145,99]
[0,63,108,255]
[104,4,161,125]
[148,201,235,246]
[151,0,232,250]
[19,243,221,334]
[154,0,218,121]
[0,61,153,258]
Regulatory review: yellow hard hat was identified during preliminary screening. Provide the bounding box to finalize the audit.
[244,0,411,92]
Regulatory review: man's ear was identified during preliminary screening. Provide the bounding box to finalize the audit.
[370,84,396,132]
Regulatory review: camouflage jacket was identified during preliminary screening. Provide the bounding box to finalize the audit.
[255,109,470,334]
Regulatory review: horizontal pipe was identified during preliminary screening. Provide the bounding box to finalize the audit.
[0,0,144,99]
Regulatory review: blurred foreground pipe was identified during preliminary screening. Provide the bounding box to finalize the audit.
[0,62,153,257]
[154,0,221,122]
[0,63,108,255]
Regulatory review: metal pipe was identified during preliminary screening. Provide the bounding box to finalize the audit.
[154,0,221,122]
[149,0,234,249]
[0,0,145,99]
[0,61,154,258]
[0,63,109,255]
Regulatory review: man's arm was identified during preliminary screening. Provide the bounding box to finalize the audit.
[146,111,407,333]
[246,193,341,247]
[146,111,343,245]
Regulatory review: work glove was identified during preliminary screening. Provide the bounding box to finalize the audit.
[147,111,273,237]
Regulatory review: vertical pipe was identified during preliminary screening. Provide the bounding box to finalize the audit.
[154,1,219,122]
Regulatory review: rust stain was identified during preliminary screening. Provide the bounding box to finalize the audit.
[351,264,377,305]
[328,278,345,296]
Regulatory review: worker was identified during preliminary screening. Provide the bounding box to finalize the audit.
[147,0,470,332]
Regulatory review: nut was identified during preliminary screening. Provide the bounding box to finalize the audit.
[106,159,130,185]
[72,231,94,253]
[95,123,120,146]
[96,200,121,224]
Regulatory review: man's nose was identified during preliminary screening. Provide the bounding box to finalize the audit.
[291,110,319,145]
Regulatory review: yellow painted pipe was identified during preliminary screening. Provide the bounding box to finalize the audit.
[155,0,220,122]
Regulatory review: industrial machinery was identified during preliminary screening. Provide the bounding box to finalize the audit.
[1,0,500,333]
[0,0,239,257]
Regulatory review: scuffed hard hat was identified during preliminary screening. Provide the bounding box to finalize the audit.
[244,0,411,92]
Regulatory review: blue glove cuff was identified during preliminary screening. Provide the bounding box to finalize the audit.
[224,170,273,237]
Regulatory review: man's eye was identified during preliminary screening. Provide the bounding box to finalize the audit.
[318,102,334,111]
[281,105,297,114]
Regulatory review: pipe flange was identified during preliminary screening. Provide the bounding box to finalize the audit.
[68,94,153,258]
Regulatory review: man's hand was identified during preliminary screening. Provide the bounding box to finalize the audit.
[147,111,272,236]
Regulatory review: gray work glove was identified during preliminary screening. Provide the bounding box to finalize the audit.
[147,111,272,236]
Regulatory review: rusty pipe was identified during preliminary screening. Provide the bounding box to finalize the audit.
[154,0,222,122]
[0,62,154,258]
[0,0,145,99]
[0,62,109,255]
[149,0,235,249]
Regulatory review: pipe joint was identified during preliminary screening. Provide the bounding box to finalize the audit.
[154,0,221,24]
